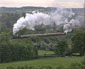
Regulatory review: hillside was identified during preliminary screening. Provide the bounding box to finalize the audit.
[0,7,84,30]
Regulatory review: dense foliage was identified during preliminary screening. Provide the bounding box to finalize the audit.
[54,40,68,57]
[0,32,38,63]
[71,30,85,56]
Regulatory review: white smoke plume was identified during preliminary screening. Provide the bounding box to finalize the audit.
[13,8,84,35]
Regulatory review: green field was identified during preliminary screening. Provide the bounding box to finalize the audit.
[0,57,83,69]
[38,50,54,56]
[0,50,84,69]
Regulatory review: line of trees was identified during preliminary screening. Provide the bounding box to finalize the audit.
[0,32,38,63]
[54,29,85,57]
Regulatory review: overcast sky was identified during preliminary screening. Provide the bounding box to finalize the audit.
[0,0,84,8]
[56,0,84,2]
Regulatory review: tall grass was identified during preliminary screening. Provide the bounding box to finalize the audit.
[0,57,83,69]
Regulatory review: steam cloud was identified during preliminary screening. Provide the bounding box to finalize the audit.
[13,8,84,35]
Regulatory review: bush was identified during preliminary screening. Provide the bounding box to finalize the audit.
[69,62,85,69]
[71,30,85,56]
[0,32,38,63]
[0,42,38,63]
[54,40,68,57]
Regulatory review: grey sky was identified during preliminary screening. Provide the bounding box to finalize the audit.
[56,0,84,2]
[0,0,84,8]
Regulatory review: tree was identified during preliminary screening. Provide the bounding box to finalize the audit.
[54,40,68,57]
[0,25,8,33]
[71,29,85,56]
[0,32,9,45]
[0,32,38,63]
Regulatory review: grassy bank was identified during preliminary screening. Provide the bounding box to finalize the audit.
[0,57,83,69]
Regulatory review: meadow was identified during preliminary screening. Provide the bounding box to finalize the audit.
[0,50,84,69]
[38,50,54,57]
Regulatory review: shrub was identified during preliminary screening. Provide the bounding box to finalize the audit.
[54,40,68,57]
[0,33,38,63]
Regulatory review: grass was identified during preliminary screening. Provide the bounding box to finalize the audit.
[38,50,54,56]
[0,57,83,69]
[0,50,84,69]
